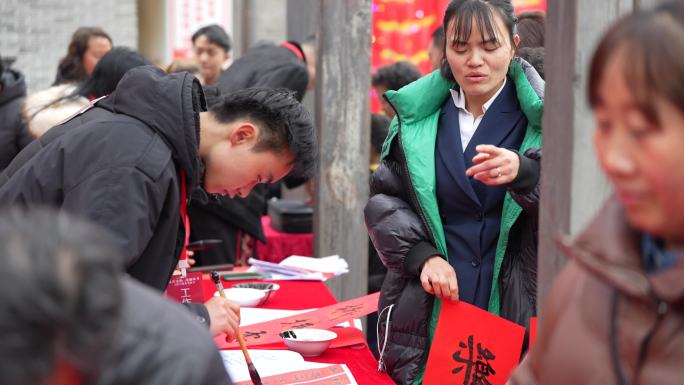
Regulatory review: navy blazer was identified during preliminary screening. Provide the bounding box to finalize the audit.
[435,77,527,309]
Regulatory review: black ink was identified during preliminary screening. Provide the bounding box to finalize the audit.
[244,330,267,339]
[452,335,496,385]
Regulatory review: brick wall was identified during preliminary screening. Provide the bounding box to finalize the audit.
[0,0,138,92]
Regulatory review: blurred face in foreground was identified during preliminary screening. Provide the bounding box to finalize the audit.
[594,52,684,242]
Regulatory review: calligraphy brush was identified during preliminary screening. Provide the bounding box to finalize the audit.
[211,271,263,385]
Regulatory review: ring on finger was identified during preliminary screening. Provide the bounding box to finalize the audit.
[496,167,502,178]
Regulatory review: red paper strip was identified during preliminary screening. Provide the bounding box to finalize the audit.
[423,301,526,385]
[529,317,538,350]
[233,364,353,385]
[215,292,379,349]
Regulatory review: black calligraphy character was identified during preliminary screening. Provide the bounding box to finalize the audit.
[329,305,363,321]
[243,330,267,340]
[452,335,496,385]
[280,319,309,325]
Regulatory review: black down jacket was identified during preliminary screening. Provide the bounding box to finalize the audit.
[365,144,541,385]
[0,66,206,293]
[0,69,32,171]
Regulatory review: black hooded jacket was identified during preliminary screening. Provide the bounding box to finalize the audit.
[0,69,32,171]
[0,66,206,294]
[215,42,308,102]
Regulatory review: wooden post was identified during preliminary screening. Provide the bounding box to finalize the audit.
[538,0,635,312]
[313,0,372,301]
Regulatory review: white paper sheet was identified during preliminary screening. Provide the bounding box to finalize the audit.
[239,307,312,326]
[220,350,336,383]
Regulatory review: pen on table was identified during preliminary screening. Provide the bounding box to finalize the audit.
[211,271,263,385]
[188,263,234,273]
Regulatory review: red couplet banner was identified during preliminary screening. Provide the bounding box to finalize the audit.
[423,301,526,385]
[216,292,380,349]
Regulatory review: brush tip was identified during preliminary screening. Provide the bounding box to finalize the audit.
[210,271,220,282]
[248,363,262,385]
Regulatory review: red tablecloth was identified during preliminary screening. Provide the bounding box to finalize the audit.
[201,275,394,385]
[256,216,313,263]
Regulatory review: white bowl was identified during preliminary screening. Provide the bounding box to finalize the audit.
[214,288,266,307]
[232,282,280,305]
[280,328,338,357]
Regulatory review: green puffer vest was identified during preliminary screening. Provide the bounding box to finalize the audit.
[380,60,543,385]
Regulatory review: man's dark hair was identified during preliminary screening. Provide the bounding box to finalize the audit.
[371,113,391,155]
[517,11,545,49]
[0,208,122,385]
[211,88,316,179]
[372,61,422,91]
[432,26,445,48]
[192,24,232,52]
[517,47,545,79]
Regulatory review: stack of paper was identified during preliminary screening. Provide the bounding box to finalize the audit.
[280,255,349,276]
[247,255,349,281]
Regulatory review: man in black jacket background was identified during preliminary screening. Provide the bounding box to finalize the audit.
[190,37,317,266]
[0,65,316,340]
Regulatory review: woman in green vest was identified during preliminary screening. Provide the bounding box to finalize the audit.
[364,1,543,384]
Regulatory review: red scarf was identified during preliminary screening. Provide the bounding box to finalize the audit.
[281,42,305,62]
[179,170,190,275]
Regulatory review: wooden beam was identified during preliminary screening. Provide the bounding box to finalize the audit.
[313,0,372,301]
[538,0,633,312]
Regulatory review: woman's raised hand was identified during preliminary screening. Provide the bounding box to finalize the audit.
[465,144,520,186]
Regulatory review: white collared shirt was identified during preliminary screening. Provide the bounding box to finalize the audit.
[449,78,507,152]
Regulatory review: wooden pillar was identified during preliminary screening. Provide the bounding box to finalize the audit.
[313,0,372,301]
[538,0,635,312]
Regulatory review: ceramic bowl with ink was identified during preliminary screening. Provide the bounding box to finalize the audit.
[213,287,266,307]
[231,282,280,305]
[279,328,338,357]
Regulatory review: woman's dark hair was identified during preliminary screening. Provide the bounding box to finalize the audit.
[440,0,517,82]
[191,24,232,52]
[432,26,446,48]
[588,1,684,125]
[77,47,150,99]
[28,48,149,122]
[517,11,545,49]
[54,27,112,86]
